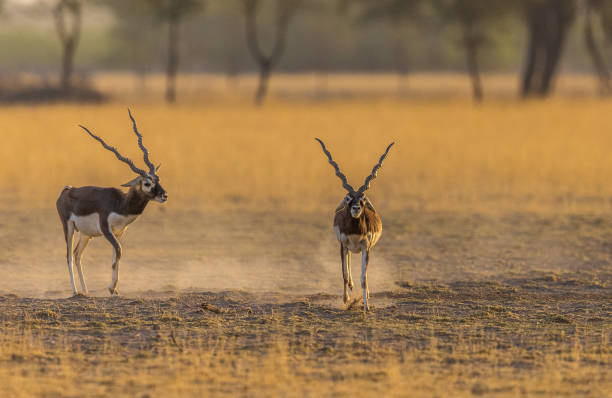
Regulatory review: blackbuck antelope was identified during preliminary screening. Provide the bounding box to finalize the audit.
[56,110,167,296]
[315,138,394,311]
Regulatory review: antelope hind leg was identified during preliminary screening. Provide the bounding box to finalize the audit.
[65,222,78,296]
[73,234,91,294]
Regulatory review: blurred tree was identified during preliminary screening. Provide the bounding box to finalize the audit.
[520,0,577,97]
[584,0,611,95]
[53,0,82,95]
[105,0,161,94]
[242,0,302,105]
[434,0,513,102]
[390,23,410,96]
[598,0,612,38]
[339,0,423,95]
[147,0,204,103]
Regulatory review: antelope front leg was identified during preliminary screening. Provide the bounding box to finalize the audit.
[65,222,78,295]
[361,247,370,312]
[103,227,122,296]
[73,235,91,294]
[347,251,353,290]
[341,245,350,303]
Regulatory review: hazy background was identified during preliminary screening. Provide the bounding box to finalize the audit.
[0,0,611,102]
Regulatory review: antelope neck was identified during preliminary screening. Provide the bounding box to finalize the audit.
[120,187,150,216]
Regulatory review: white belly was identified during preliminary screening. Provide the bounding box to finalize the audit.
[334,226,362,253]
[69,212,139,237]
[70,213,102,237]
[108,212,139,235]
[334,226,381,253]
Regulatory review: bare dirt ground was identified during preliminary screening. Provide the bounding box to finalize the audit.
[0,208,610,397]
[0,275,609,397]
[2,208,612,296]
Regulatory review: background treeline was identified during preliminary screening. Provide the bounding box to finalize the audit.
[2,0,612,102]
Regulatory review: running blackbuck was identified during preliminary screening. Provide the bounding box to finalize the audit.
[315,138,395,312]
[57,110,167,296]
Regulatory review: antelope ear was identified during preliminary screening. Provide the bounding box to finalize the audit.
[365,198,376,212]
[121,176,141,187]
[335,197,348,213]
[155,163,162,172]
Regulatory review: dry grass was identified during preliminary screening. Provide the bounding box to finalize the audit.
[1,74,612,397]
[0,277,610,398]
[3,79,612,213]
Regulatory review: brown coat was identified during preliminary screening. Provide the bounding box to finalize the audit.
[333,206,382,237]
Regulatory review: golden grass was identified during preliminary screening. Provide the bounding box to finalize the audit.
[3,82,612,214]
[2,332,608,398]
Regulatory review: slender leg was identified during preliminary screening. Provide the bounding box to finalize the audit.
[347,251,353,290]
[341,244,350,303]
[361,247,370,312]
[65,222,77,295]
[365,250,370,299]
[73,234,91,294]
[102,226,122,295]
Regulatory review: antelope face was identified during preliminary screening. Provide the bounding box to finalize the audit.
[346,193,366,219]
[141,176,168,203]
[123,175,167,202]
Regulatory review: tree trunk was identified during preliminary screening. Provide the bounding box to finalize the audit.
[54,0,82,97]
[135,68,147,95]
[539,11,569,96]
[584,2,611,95]
[60,39,75,95]
[243,0,298,106]
[465,38,483,102]
[254,63,270,106]
[520,1,575,98]
[391,25,409,97]
[166,16,179,103]
[521,12,541,97]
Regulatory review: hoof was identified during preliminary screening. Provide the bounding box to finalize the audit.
[343,294,351,304]
[346,298,362,310]
[108,288,119,296]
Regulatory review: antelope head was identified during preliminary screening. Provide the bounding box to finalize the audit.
[315,138,394,218]
[79,109,168,203]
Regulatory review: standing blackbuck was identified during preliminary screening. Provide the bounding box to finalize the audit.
[315,138,395,312]
[56,110,167,296]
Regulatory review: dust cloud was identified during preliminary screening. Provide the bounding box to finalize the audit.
[1,207,611,299]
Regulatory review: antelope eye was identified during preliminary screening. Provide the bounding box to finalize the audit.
[144,182,151,188]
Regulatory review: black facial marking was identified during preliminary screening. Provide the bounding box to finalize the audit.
[153,182,166,197]
[346,193,365,208]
